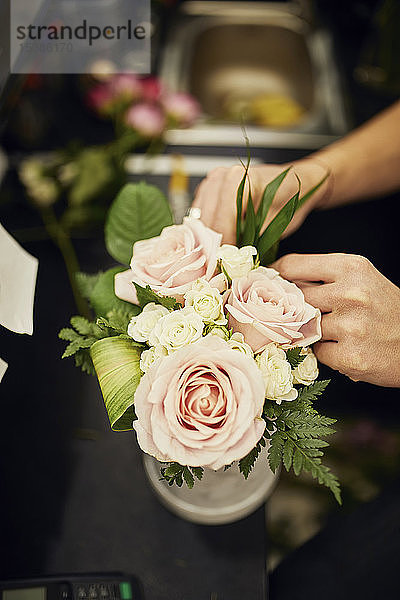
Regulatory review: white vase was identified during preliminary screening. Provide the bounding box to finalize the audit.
[143,447,279,525]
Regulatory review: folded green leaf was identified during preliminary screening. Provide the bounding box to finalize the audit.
[90,337,142,431]
[105,182,173,265]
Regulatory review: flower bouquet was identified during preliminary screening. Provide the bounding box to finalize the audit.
[60,164,341,504]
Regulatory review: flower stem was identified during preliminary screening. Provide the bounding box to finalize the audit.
[40,206,91,319]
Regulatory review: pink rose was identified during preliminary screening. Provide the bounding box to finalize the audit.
[110,74,143,101]
[133,336,266,469]
[125,102,166,138]
[225,266,322,352]
[115,218,223,303]
[162,92,201,127]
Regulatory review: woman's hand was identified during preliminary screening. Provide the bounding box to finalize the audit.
[192,160,331,244]
[272,253,400,387]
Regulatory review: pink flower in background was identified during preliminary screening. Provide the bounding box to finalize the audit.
[115,218,223,304]
[225,266,322,353]
[133,336,266,469]
[86,83,115,115]
[140,76,163,102]
[162,92,201,127]
[110,74,143,101]
[124,103,166,138]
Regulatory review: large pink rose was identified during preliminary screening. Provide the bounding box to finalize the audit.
[225,266,322,353]
[115,218,223,303]
[133,336,266,470]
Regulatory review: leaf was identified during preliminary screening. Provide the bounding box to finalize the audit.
[90,337,142,431]
[74,349,95,375]
[191,467,204,480]
[257,187,300,264]
[183,467,195,489]
[58,328,80,342]
[255,167,291,237]
[260,240,279,266]
[283,438,295,472]
[75,271,102,301]
[268,430,285,473]
[241,184,257,246]
[235,162,249,244]
[286,347,306,368]
[133,283,177,310]
[297,172,329,211]
[90,266,141,318]
[68,146,121,206]
[96,310,142,337]
[293,448,304,476]
[239,439,263,479]
[297,380,330,404]
[105,182,173,265]
[70,315,97,336]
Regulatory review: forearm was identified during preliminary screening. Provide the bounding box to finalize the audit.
[308,100,400,208]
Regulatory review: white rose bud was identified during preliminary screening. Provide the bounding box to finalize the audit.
[217,244,257,280]
[184,278,227,325]
[148,306,204,353]
[256,343,298,404]
[292,350,319,386]
[127,302,170,343]
[227,332,254,359]
[140,345,168,373]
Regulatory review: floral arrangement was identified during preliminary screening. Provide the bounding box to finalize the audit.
[60,164,341,503]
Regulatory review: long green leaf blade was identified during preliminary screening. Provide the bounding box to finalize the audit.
[258,188,300,263]
[241,186,256,246]
[235,164,249,245]
[255,167,291,237]
[297,172,329,211]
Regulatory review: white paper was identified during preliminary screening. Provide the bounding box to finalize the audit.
[0,357,7,383]
[0,222,38,334]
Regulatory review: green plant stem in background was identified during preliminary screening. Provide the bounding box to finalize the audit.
[40,206,91,319]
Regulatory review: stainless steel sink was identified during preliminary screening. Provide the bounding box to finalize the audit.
[159,2,350,149]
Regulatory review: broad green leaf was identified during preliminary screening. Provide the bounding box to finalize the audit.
[255,167,291,236]
[105,182,173,265]
[90,266,141,318]
[241,186,256,247]
[133,282,177,310]
[257,188,300,264]
[90,337,142,431]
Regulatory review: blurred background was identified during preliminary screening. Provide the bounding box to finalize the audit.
[1,0,400,596]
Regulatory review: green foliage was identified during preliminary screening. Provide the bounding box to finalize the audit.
[265,380,341,503]
[160,463,204,488]
[239,433,267,479]
[75,271,102,301]
[285,347,306,368]
[90,266,141,318]
[59,316,106,375]
[105,182,173,265]
[235,162,327,266]
[96,309,143,339]
[133,282,178,310]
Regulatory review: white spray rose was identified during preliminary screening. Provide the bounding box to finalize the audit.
[292,350,319,386]
[217,244,257,280]
[184,278,227,325]
[256,343,298,404]
[206,325,230,340]
[148,306,204,353]
[127,302,170,343]
[227,332,254,359]
[140,345,168,373]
